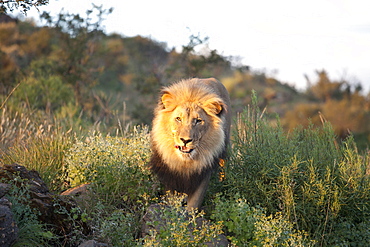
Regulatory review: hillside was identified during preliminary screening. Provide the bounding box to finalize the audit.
[0,12,369,148]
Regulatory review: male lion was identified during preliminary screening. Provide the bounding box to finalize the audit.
[149,78,231,209]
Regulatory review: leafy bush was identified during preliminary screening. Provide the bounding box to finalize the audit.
[64,126,156,206]
[85,202,138,246]
[12,59,75,113]
[142,193,224,247]
[223,91,370,245]
[211,193,314,246]
[63,126,158,244]
[99,209,137,245]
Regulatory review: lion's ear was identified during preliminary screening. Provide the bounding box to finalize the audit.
[204,101,224,116]
[161,92,174,109]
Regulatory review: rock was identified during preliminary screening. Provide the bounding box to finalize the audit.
[61,183,91,196]
[0,183,11,198]
[0,197,18,247]
[142,203,229,246]
[0,163,49,194]
[61,183,92,210]
[0,163,90,240]
[78,239,108,247]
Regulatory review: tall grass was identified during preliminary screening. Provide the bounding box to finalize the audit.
[0,107,73,192]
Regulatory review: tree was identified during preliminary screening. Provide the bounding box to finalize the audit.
[165,34,230,81]
[13,59,74,114]
[307,70,344,102]
[0,0,48,14]
[39,5,112,107]
[283,70,370,146]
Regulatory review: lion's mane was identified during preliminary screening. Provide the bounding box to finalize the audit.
[149,78,231,206]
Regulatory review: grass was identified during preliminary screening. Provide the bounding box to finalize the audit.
[1,107,72,192]
[1,92,369,246]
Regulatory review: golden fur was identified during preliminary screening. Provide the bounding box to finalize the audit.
[149,78,231,208]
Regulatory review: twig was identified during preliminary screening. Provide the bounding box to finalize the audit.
[0,82,21,110]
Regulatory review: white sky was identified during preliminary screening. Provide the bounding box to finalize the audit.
[20,0,370,92]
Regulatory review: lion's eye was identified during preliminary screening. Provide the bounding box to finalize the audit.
[195,118,203,125]
[175,117,182,122]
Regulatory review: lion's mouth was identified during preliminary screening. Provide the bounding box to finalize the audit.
[175,145,194,154]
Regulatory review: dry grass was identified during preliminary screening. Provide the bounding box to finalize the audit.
[0,107,62,148]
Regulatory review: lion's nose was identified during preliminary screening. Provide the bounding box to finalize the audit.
[180,138,192,146]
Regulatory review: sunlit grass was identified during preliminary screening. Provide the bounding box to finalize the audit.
[1,93,370,246]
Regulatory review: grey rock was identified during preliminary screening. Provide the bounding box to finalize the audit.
[0,196,18,247]
[78,240,108,247]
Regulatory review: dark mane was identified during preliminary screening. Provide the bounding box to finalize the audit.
[149,148,218,195]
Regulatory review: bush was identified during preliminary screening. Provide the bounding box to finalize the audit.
[64,126,156,206]
[211,193,314,246]
[142,193,224,247]
[223,91,370,245]
[12,59,75,114]
[64,126,158,245]
[89,202,138,246]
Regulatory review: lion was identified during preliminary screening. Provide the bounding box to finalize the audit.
[149,78,231,209]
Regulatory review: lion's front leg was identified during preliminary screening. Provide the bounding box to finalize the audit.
[186,172,212,210]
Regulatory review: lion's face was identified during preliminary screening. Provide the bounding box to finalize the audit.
[170,103,213,160]
[151,79,228,175]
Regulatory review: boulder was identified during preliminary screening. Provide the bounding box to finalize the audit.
[0,163,90,239]
[0,195,18,247]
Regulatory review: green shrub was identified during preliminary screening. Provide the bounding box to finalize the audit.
[226,92,340,209]
[210,193,313,246]
[99,209,137,245]
[12,59,75,113]
[142,193,224,247]
[64,125,156,206]
[85,202,138,246]
[224,91,370,245]
[62,126,160,245]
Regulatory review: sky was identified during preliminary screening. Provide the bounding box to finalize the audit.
[19,0,370,92]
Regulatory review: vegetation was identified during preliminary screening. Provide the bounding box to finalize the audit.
[220,92,370,246]
[2,92,369,245]
[0,7,370,246]
[0,0,48,14]
[142,193,225,246]
[5,177,54,246]
[211,193,314,246]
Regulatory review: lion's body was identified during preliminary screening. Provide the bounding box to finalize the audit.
[149,78,231,209]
